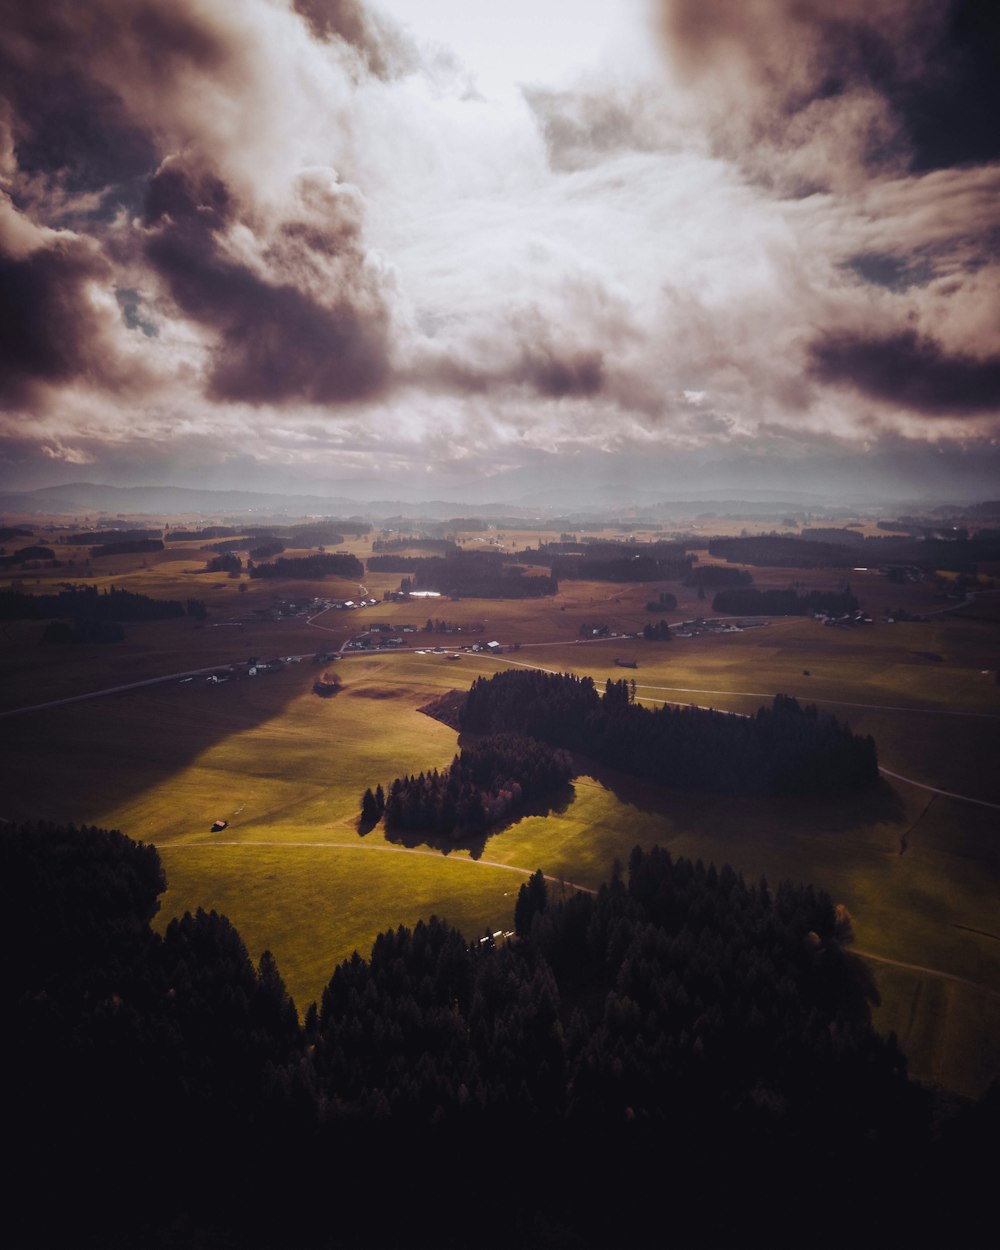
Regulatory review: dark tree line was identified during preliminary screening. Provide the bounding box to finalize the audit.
[372,733,574,845]
[684,564,752,589]
[713,585,859,616]
[384,553,558,598]
[461,670,878,796]
[0,584,194,622]
[5,821,995,1250]
[65,529,162,545]
[708,531,1000,575]
[90,538,164,557]
[0,544,56,566]
[372,536,459,554]
[709,535,857,567]
[250,552,364,580]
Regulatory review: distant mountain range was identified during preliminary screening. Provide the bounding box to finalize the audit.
[0,480,855,522]
[1,480,995,524]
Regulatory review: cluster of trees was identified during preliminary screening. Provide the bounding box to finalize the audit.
[645,590,677,611]
[66,528,161,545]
[90,538,164,557]
[0,544,56,567]
[708,531,1000,576]
[713,586,859,616]
[205,551,242,574]
[41,619,125,644]
[249,553,363,580]
[8,821,995,1249]
[371,536,458,554]
[709,535,856,567]
[391,554,558,598]
[423,618,485,633]
[372,733,574,845]
[165,524,243,540]
[642,619,673,640]
[683,564,752,589]
[0,525,33,542]
[0,584,195,622]
[461,671,878,796]
[514,540,695,582]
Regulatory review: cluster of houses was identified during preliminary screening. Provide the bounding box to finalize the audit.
[816,610,874,629]
[198,655,301,684]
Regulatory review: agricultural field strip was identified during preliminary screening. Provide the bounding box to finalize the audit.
[162,840,1000,1000]
[164,838,597,896]
[4,647,997,808]
[853,949,1000,1001]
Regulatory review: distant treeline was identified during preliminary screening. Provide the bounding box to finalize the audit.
[709,532,1000,573]
[461,671,878,796]
[371,537,459,555]
[713,587,859,616]
[167,520,369,544]
[515,540,695,582]
[0,584,198,622]
[91,539,164,558]
[0,545,56,567]
[800,527,866,547]
[205,530,345,553]
[8,821,992,1250]
[709,536,856,568]
[0,525,34,542]
[374,733,573,844]
[65,529,161,545]
[388,553,558,598]
[249,553,363,580]
[684,565,752,589]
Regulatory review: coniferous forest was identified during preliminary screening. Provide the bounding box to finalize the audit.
[374,732,574,846]
[460,671,878,795]
[4,821,996,1250]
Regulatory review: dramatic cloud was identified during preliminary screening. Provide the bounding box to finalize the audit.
[0,0,997,501]
[809,329,1000,417]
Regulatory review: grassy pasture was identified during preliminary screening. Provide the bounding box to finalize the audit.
[4,524,998,1095]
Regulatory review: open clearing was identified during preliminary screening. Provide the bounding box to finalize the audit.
[2,524,998,1095]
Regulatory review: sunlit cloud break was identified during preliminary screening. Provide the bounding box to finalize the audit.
[0,0,998,501]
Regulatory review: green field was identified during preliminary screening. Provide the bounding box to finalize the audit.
[3,523,998,1096]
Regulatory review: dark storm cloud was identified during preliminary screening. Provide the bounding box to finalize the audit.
[0,234,119,404]
[142,159,390,405]
[418,340,605,402]
[659,0,1000,184]
[808,329,1000,416]
[293,0,416,79]
[0,1,226,218]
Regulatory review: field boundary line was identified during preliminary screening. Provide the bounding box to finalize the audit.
[854,948,1000,1000]
[160,838,597,895]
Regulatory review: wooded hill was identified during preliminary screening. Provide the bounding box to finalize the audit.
[5,822,995,1249]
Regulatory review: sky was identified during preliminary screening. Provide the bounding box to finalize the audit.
[0,0,998,506]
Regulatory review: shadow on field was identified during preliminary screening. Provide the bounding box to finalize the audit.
[375,782,577,860]
[1,667,316,831]
[575,756,906,836]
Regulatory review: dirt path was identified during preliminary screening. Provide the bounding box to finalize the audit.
[853,948,1000,1000]
[163,837,597,896]
[162,838,997,998]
